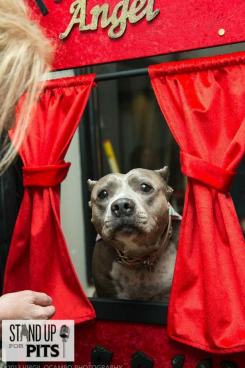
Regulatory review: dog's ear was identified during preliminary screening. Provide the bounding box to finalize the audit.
[155,166,173,199]
[155,166,169,182]
[88,179,97,192]
[166,185,174,199]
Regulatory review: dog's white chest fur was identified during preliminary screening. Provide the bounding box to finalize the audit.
[110,240,176,301]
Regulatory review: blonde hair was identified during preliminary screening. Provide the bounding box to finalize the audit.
[0,0,53,172]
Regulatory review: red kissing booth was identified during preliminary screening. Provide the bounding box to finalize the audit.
[3,0,245,366]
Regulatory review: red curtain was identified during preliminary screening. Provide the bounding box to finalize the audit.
[149,52,245,353]
[4,74,96,323]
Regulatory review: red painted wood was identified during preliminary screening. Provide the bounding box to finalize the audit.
[27,0,245,70]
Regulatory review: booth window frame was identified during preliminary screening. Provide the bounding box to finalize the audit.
[76,43,245,325]
[77,64,170,326]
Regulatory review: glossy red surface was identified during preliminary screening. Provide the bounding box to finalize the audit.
[4,75,96,324]
[149,51,245,354]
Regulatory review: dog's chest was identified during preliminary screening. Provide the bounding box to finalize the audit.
[110,241,176,301]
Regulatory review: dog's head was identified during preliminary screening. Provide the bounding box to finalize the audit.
[88,167,173,256]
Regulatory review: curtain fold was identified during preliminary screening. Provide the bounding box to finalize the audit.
[4,74,96,323]
[149,52,245,353]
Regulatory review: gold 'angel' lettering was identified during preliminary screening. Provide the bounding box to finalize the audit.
[60,0,160,40]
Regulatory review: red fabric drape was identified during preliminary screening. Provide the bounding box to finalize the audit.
[149,52,245,353]
[4,74,96,323]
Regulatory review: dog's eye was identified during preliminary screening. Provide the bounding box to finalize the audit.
[98,190,108,200]
[140,183,153,193]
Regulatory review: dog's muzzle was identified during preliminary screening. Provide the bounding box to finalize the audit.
[108,198,143,235]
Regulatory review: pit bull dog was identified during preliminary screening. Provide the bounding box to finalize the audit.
[88,167,181,302]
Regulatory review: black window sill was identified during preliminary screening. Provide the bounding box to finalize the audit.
[89,297,168,325]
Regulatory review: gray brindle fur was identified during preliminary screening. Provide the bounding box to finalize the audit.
[88,167,179,302]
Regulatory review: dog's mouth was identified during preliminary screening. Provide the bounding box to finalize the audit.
[111,219,142,235]
[114,223,140,234]
[102,215,148,239]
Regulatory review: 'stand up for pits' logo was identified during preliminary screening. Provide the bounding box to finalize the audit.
[2,320,74,362]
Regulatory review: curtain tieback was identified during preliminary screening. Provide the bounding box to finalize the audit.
[180,151,235,192]
[23,162,71,187]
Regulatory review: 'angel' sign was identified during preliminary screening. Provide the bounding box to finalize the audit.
[60,0,160,40]
[28,0,245,70]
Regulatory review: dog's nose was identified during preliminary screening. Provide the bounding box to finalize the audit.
[111,198,135,218]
